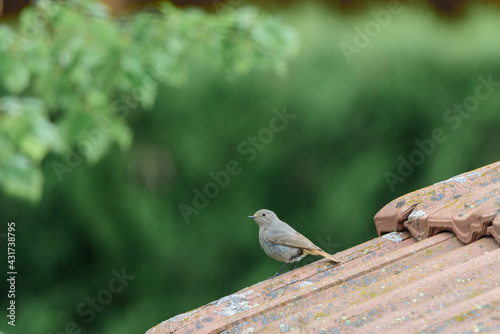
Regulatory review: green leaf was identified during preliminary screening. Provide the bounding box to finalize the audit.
[0,25,14,43]
[0,154,43,202]
[0,134,15,165]
[57,113,95,145]
[0,97,63,162]
[110,119,133,151]
[4,63,30,93]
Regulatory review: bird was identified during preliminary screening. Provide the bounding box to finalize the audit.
[248,209,340,278]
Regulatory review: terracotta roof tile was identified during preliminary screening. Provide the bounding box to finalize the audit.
[147,163,500,333]
[147,231,499,333]
[375,161,500,243]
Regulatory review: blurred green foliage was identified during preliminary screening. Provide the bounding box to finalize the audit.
[1,1,500,334]
[0,0,298,201]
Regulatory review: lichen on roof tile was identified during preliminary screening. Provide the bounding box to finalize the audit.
[375,161,500,244]
[216,290,255,317]
[382,232,405,243]
[298,281,314,288]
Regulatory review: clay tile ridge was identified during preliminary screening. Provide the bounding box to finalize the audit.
[375,160,500,244]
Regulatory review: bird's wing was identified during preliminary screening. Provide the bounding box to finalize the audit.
[264,221,322,251]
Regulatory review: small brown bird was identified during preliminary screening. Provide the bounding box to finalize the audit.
[248,209,340,277]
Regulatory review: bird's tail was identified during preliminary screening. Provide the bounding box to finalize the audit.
[304,249,341,263]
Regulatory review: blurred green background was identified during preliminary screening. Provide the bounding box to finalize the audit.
[1,0,500,333]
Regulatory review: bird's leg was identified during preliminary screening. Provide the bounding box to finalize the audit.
[289,262,296,271]
[270,262,289,278]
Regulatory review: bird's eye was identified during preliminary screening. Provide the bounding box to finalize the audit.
[262,213,266,217]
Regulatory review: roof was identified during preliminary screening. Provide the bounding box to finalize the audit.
[375,161,500,244]
[146,162,500,334]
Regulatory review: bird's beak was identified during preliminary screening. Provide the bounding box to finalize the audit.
[247,215,255,219]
